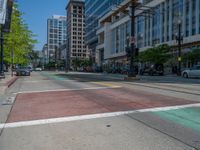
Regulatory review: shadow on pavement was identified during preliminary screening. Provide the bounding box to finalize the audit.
[53,72,200,85]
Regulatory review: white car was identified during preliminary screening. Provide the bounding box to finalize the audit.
[35,68,42,71]
[182,65,200,78]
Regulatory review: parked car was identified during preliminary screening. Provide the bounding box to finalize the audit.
[16,68,31,76]
[140,64,164,76]
[182,65,200,78]
[34,67,42,71]
[26,66,33,72]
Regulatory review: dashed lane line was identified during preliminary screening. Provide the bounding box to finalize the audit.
[1,103,200,129]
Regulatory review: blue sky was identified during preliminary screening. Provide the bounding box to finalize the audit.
[18,0,69,50]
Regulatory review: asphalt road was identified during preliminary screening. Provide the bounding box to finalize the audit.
[0,71,200,150]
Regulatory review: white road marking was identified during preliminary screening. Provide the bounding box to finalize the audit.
[23,80,77,83]
[1,103,200,129]
[14,86,121,94]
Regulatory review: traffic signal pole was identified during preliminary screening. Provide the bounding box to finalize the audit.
[178,23,182,76]
[128,2,136,77]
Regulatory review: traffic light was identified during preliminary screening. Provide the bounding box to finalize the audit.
[135,48,139,57]
[126,47,131,60]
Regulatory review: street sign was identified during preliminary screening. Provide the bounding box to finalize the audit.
[0,0,8,24]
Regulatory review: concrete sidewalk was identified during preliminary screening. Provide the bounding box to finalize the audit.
[0,72,18,95]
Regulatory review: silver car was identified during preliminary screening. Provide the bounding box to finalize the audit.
[182,65,200,78]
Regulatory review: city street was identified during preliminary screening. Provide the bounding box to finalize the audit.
[0,71,200,150]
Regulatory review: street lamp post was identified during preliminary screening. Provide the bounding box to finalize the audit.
[175,20,183,76]
[128,2,136,77]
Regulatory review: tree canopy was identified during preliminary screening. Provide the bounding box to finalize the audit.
[72,58,92,69]
[182,48,200,65]
[3,4,37,65]
[139,44,171,64]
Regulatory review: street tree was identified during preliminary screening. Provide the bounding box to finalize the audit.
[4,4,37,66]
[139,44,171,64]
[182,49,200,66]
[72,58,82,70]
[80,59,92,67]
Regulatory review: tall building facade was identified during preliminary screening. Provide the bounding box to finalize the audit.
[85,0,125,62]
[47,15,67,62]
[66,0,88,64]
[96,0,200,68]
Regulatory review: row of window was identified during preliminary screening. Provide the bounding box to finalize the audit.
[72,41,84,44]
[72,32,84,35]
[72,23,84,27]
[72,45,86,48]
[72,49,87,52]
[72,28,84,31]
[72,19,83,23]
[72,54,87,57]
[48,34,66,39]
[72,36,84,40]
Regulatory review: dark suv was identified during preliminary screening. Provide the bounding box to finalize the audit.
[140,64,164,76]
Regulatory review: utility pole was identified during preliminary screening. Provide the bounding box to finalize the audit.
[128,2,136,77]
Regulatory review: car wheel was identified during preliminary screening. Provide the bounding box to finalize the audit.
[183,72,188,78]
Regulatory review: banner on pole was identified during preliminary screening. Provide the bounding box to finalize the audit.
[0,0,8,24]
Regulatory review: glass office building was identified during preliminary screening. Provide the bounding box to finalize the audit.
[96,0,200,68]
[47,15,67,62]
[85,0,125,61]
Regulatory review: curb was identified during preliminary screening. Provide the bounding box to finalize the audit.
[0,76,18,95]
[4,76,18,88]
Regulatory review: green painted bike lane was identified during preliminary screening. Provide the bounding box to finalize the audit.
[153,107,200,133]
[40,72,69,81]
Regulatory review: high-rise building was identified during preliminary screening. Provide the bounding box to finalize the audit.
[85,0,125,62]
[47,15,67,62]
[96,0,200,69]
[66,0,88,65]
